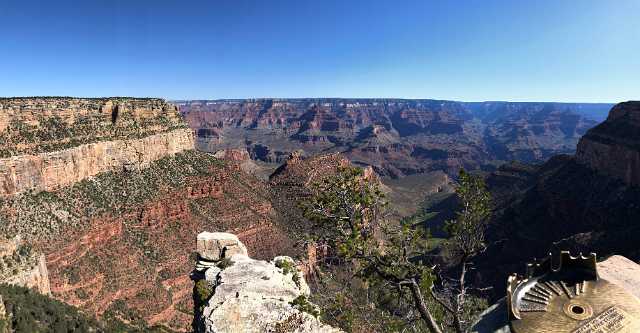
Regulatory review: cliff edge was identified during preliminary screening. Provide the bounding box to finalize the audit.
[191,232,341,333]
[576,101,640,186]
[0,97,194,196]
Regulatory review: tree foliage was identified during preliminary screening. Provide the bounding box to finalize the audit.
[304,166,492,333]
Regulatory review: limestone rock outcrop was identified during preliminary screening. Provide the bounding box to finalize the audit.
[192,232,341,333]
[0,236,50,295]
[576,101,640,186]
[0,129,193,196]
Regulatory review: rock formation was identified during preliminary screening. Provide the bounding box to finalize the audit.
[179,99,607,177]
[0,97,194,196]
[576,101,640,186]
[191,232,341,333]
[0,236,50,295]
[0,97,296,331]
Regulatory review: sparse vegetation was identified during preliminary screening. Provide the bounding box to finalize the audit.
[216,257,234,269]
[194,279,214,312]
[0,98,187,158]
[275,258,301,288]
[289,295,319,317]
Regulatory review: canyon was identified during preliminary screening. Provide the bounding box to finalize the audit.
[0,96,636,332]
[0,98,297,331]
[179,99,610,177]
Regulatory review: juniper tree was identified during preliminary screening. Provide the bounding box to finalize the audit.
[304,166,492,333]
[303,166,444,333]
[439,169,492,333]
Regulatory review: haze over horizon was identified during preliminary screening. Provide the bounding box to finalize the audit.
[1,0,638,102]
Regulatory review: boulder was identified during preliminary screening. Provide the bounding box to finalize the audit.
[196,232,248,261]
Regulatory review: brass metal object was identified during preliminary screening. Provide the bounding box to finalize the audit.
[507,252,640,332]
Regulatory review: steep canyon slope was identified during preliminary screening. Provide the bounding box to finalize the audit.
[179,99,610,177]
[0,98,297,331]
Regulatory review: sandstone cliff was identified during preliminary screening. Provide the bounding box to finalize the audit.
[0,97,297,331]
[0,97,194,196]
[576,101,640,186]
[192,232,341,333]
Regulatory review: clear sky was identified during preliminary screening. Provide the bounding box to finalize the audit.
[1,0,638,102]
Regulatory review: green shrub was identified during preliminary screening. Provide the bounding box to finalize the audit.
[290,295,320,317]
[216,257,234,269]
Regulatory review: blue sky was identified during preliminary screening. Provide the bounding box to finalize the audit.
[0,0,638,102]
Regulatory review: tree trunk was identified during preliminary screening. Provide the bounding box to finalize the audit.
[409,279,443,333]
[453,260,468,333]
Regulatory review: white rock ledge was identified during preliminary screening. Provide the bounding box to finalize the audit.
[192,232,342,333]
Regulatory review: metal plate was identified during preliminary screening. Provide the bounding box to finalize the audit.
[508,252,640,333]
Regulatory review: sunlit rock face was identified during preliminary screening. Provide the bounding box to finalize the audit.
[180,99,605,178]
[0,97,194,197]
[192,232,341,333]
[576,101,640,186]
[0,97,297,331]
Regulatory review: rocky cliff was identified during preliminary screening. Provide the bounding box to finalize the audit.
[0,236,50,295]
[0,97,299,331]
[179,99,606,177]
[576,101,640,186]
[191,232,341,333]
[0,97,193,196]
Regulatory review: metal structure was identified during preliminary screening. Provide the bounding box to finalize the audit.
[507,252,640,332]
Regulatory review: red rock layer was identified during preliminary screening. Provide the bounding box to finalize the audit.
[37,170,294,331]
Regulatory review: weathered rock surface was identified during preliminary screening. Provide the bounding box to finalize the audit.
[0,97,297,331]
[0,128,193,196]
[576,101,640,186]
[0,236,51,295]
[471,255,640,332]
[196,232,248,262]
[192,232,341,333]
[0,97,194,197]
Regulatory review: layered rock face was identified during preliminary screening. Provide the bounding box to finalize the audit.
[0,129,193,196]
[192,232,341,333]
[576,101,640,186]
[0,97,194,196]
[179,99,606,177]
[0,97,298,331]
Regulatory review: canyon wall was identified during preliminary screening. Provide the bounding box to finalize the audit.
[0,97,300,331]
[576,101,640,186]
[0,236,51,295]
[0,97,194,196]
[179,99,606,177]
[0,129,193,196]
